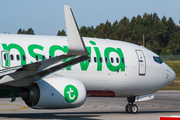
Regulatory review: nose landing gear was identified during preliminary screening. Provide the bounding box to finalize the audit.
[125,97,138,113]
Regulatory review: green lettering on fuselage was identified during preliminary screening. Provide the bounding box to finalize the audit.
[2,43,26,65]
[104,47,125,72]
[1,40,125,72]
[89,41,102,71]
[28,44,45,62]
[80,47,91,71]
[49,45,68,57]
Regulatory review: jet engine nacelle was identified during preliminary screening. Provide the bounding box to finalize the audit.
[21,76,86,109]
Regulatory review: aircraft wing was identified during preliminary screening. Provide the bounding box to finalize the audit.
[0,5,89,86]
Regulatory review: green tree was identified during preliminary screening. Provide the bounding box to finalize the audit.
[80,26,88,37]
[57,29,66,36]
[25,28,35,35]
[95,23,105,38]
[104,20,111,39]
[86,26,95,37]
[167,17,175,40]
[17,28,35,35]
[17,28,23,34]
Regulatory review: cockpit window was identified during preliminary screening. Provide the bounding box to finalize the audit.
[153,56,163,64]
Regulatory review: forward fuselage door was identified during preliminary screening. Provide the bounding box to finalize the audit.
[136,50,146,76]
[1,50,10,68]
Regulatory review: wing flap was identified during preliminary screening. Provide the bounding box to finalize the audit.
[37,55,89,77]
[0,66,22,77]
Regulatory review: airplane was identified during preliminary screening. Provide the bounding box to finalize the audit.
[0,5,176,114]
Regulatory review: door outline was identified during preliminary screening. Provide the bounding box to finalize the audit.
[1,50,10,68]
[135,50,146,76]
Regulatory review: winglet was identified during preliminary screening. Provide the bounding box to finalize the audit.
[64,5,89,55]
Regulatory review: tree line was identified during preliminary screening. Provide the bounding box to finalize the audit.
[17,12,180,55]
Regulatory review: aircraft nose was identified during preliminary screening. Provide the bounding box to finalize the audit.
[166,64,176,82]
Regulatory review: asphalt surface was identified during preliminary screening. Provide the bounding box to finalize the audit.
[0,91,180,120]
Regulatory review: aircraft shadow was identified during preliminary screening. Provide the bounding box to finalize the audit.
[0,113,101,120]
[0,111,180,119]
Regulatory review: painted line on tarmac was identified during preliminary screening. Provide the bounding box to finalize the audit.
[0,104,28,111]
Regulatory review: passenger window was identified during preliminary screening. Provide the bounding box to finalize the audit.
[94,57,97,63]
[111,58,114,63]
[88,58,91,62]
[42,55,45,60]
[36,55,39,61]
[23,55,26,61]
[122,58,125,63]
[10,54,14,60]
[100,57,102,63]
[4,54,7,60]
[105,57,108,63]
[116,58,119,63]
[16,55,20,61]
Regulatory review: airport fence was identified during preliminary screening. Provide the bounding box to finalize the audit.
[159,55,180,61]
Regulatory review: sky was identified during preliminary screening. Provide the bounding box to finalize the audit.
[0,0,180,36]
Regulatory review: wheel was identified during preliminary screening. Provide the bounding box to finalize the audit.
[130,104,138,113]
[125,104,131,113]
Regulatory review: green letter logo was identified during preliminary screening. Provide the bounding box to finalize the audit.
[104,47,125,72]
[64,85,78,103]
[89,41,102,71]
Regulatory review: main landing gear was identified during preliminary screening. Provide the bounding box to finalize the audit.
[125,96,138,114]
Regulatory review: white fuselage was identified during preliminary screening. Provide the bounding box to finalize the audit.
[0,34,176,97]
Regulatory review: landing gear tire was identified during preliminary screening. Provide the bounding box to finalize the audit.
[130,104,138,114]
[126,96,138,114]
[125,104,131,113]
[125,104,138,114]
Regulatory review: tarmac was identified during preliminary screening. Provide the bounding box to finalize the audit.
[0,90,180,120]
